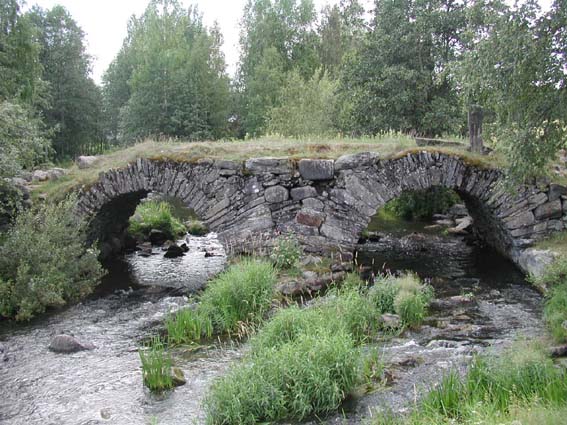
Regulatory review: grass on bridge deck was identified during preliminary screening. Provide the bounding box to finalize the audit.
[32,134,503,201]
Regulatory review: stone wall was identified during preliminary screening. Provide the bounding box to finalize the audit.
[77,152,567,266]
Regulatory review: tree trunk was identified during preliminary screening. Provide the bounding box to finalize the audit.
[468,105,484,154]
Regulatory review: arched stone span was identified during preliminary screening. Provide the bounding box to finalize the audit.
[76,152,566,265]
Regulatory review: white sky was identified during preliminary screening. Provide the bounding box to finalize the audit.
[27,0,553,85]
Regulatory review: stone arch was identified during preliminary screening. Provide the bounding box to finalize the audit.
[77,151,566,266]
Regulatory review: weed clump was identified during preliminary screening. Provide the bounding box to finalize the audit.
[139,336,173,392]
[166,258,277,343]
[128,200,186,240]
[270,234,302,269]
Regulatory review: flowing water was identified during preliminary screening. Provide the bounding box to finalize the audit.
[0,217,544,425]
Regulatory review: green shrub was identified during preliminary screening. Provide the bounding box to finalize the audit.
[369,273,432,328]
[186,219,208,236]
[139,336,173,392]
[204,331,360,424]
[0,196,104,320]
[421,344,567,419]
[166,307,213,344]
[270,234,302,269]
[165,258,277,343]
[544,283,567,343]
[383,187,460,221]
[128,200,186,240]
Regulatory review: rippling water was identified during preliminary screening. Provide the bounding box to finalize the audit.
[0,221,545,425]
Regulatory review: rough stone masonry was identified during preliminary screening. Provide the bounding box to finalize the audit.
[76,151,567,269]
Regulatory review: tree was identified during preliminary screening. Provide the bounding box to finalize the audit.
[338,0,465,137]
[103,0,231,143]
[318,0,365,77]
[237,0,320,136]
[27,5,104,159]
[267,69,337,136]
[0,0,45,105]
[457,0,567,180]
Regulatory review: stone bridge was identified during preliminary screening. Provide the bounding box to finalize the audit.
[76,151,566,268]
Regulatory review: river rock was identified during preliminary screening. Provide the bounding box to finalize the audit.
[77,155,98,169]
[164,243,185,258]
[149,229,167,246]
[448,204,468,218]
[380,313,401,329]
[448,216,473,235]
[48,335,95,353]
[171,367,186,386]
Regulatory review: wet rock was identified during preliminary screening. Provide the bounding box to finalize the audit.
[380,313,401,329]
[48,335,95,353]
[149,229,167,246]
[77,155,98,169]
[434,219,455,226]
[100,408,112,420]
[164,243,185,258]
[359,231,382,243]
[448,216,473,235]
[180,243,189,252]
[171,367,186,386]
[32,170,49,182]
[298,159,334,181]
[516,248,557,279]
[448,204,468,218]
[277,281,306,296]
[432,214,450,221]
[549,345,567,358]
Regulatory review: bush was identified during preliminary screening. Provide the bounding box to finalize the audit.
[128,200,186,240]
[204,331,360,424]
[383,187,460,221]
[139,336,173,392]
[369,273,432,328]
[166,258,277,343]
[421,344,567,419]
[0,196,104,320]
[270,234,302,269]
[186,219,208,236]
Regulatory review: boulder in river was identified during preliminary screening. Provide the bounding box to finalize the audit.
[171,367,186,386]
[48,335,95,353]
[149,229,167,246]
[164,243,185,258]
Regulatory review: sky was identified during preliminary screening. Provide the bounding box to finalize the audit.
[27,0,553,85]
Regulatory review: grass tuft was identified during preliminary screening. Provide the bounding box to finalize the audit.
[139,336,173,392]
[129,200,186,240]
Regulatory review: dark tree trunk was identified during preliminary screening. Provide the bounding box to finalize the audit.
[468,105,484,154]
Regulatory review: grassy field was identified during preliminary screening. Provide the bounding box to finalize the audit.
[33,134,502,200]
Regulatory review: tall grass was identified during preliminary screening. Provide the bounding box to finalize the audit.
[204,273,428,424]
[139,336,173,392]
[166,258,277,343]
[128,200,186,240]
[370,344,567,425]
[369,273,433,328]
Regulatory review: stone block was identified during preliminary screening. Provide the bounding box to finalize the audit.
[245,157,291,174]
[335,152,379,170]
[534,199,562,220]
[264,185,289,203]
[290,186,317,201]
[503,210,535,230]
[296,209,325,228]
[549,184,567,202]
[302,197,324,211]
[298,159,334,180]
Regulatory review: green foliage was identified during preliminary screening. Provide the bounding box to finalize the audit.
[0,179,23,228]
[139,336,173,392]
[103,1,231,144]
[383,187,460,221]
[0,100,50,178]
[338,0,464,137]
[166,258,277,343]
[457,1,567,182]
[421,344,567,420]
[0,195,104,320]
[544,283,567,343]
[186,220,208,236]
[270,234,302,269]
[27,5,105,159]
[266,70,337,137]
[205,331,360,424]
[128,200,186,240]
[369,273,433,328]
